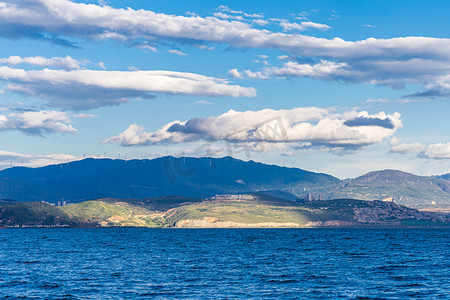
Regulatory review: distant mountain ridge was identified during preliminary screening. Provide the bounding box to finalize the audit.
[316,169,450,209]
[436,173,450,181]
[0,156,339,203]
[1,158,449,210]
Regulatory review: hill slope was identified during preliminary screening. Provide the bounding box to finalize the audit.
[1,197,448,228]
[0,202,77,227]
[316,170,450,209]
[0,156,339,203]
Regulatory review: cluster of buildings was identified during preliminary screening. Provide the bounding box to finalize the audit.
[302,193,323,201]
[209,194,254,201]
[41,200,69,206]
[57,200,68,207]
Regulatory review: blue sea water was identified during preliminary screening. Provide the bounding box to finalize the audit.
[0,228,449,299]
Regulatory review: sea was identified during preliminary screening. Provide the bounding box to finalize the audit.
[0,228,448,299]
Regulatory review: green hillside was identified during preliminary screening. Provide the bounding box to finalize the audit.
[0,202,76,227]
[1,196,448,228]
[164,200,316,227]
[61,201,164,227]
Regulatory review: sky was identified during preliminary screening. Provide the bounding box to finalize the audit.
[0,0,449,178]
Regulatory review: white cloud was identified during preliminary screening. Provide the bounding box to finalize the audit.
[252,19,269,26]
[387,141,450,159]
[185,12,198,17]
[2,0,450,96]
[0,55,85,70]
[232,60,346,80]
[278,20,331,31]
[216,5,263,18]
[138,44,158,52]
[0,110,76,135]
[195,44,215,51]
[242,70,269,79]
[0,150,78,169]
[389,142,425,154]
[228,68,269,79]
[217,5,243,14]
[72,113,98,119]
[192,100,213,105]
[0,66,256,110]
[269,60,348,79]
[228,68,243,79]
[168,49,187,56]
[1,0,449,61]
[281,151,297,157]
[390,137,399,145]
[418,143,450,159]
[97,61,106,69]
[254,58,450,94]
[213,12,244,21]
[104,107,402,154]
[366,98,391,103]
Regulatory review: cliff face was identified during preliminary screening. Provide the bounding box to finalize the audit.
[175,218,301,228]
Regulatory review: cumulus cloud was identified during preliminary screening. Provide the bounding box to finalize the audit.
[418,143,450,159]
[228,68,243,79]
[0,55,85,70]
[0,66,256,110]
[0,110,76,135]
[389,142,426,154]
[229,69,269,79]
[104,107,402,154]
[388,141,450,159]
[0,149,78,169]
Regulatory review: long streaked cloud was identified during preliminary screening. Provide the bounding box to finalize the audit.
[0,110,76,135]
[0,66,256,110]
[1,0,450,60]
[2,1,450,96]
[0,55,86,70]
[230,57,450,96]
[104,107,402,153]
[0,149,78,169]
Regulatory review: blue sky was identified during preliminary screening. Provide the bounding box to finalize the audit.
[0,0,449,178]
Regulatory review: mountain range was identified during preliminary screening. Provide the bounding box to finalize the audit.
[315,169,450,210]
[0,156,338,203]
[0,157,449,210]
